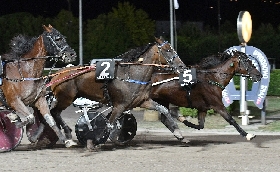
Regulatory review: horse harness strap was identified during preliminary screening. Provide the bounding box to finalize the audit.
[101,80,112,107]
[118,62,169,68]
[182,85,193,108]
[46,65,96,87]
[115,77,150,85]
[151,76,179,86]
[151,76,194,107]
[207,80,225,90]
[2,55,66,82]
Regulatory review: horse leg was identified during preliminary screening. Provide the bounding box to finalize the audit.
[35,97,76,147]
[197,111,206,129]
[159,104,183,140]
[51,107,72,140]
[27,95,74,145]
[6,99,35,127]
[26,107,51,143]
[157,103,179,132]
[168,105,204,130]
[27,107,55,144]
[140,99,184,140]
[107,106,126,143]
[181,111,206,130]
[50,91,77,140]
[215,108,255,140]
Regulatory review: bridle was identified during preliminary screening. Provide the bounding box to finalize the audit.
[42,29,76,61]
[156,41,181,71]
[233,51,256,77]
[4,29,76,83]
[46,35,68,54]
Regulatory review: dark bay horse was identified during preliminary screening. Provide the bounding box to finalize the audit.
[150,51,262,140]
[29,37,186,147]
[0,25,77,147]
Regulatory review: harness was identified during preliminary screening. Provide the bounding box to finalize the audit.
[150,51,256,108]
[0,27,75,109]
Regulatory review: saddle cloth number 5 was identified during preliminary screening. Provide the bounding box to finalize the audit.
[179,68,197,86]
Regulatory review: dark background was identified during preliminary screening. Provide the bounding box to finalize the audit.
[1,0,280,28]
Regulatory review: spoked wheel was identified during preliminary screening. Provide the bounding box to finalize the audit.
[26,108,58,147]
[75,111,110,146]
[0,110,23,152]
[108,111,137,145]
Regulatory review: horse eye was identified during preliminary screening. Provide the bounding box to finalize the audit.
[55,36,62,41]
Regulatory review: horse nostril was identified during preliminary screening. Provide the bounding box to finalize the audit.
[178,65,183,68]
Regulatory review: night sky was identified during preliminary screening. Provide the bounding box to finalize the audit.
[1,0,280,28]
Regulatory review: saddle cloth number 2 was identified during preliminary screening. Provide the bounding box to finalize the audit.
[96,60,115,80]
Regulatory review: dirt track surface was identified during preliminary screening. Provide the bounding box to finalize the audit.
[1,105,280,172]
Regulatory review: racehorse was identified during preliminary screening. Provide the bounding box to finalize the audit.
[28,37,186,148]
[150,50,262,140]
[0,24,77,148]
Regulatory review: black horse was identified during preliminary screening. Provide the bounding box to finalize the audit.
[151,51,262,140]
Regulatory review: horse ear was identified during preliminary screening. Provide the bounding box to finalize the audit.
[154,36,163,44]
[42,24,52,32]
[48,24,53,28]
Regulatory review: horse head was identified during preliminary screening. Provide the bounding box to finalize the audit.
[155,36,186,72]
[42,24,77,63]
[231,51,262,82]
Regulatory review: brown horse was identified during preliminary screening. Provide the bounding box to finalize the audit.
[28,37,186,148]
[0,24,77,147]
[150,51,262,140]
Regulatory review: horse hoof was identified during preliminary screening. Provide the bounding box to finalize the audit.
[15,121,27,128]
[177,116,186,122]
[181,138,190,144]
[65,139,78,148]
[246,133,256,141]
[29,136,38,143]
[6,113,19,123]
[173,129,184,140]
[86,139,95,150]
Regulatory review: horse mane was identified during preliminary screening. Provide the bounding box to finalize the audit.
[115,43,155,63]
[2,34,37,61]
[196,51,233,69]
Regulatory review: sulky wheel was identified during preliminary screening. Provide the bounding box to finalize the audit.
[0,110,23,152]
[75,111,110,146]
[108,111,137,145]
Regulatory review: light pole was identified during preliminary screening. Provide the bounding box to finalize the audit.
[170,0,174,48]
[217,0,221,52]
[79,0,83,65]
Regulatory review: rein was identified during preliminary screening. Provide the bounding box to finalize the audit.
[151,72,226,91]
[3,56,64,82]
[118,62,169,68]
[152,76,179,86]
[4,56,55,63]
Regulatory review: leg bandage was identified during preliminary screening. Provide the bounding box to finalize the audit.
[44,114,56,127]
